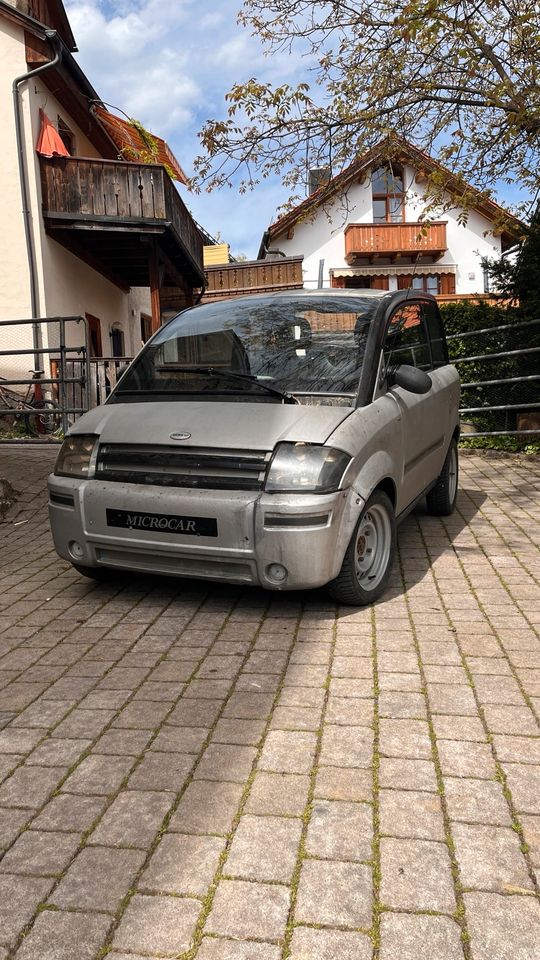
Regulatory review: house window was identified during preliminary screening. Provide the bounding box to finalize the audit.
[110,326,125,358]
[57,117,76,155]
[412,275,440,295]
[372,166,405,223]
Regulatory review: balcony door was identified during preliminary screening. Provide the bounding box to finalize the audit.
[85,314,103,358]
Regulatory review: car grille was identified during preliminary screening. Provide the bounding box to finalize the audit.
[95,443,271,491]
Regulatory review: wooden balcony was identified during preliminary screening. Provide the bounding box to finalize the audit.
[345,222,447,264]
[201,257,304,302]
[40,156,204,293]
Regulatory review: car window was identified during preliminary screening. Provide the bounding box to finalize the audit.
[422,301,448,366]
[383,303,432,371]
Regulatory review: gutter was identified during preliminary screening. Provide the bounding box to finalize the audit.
[12,29,62,366]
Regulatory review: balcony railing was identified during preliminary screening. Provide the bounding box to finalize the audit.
[40,156,204,287]
[202,256,304,302]
[345,222,447,264]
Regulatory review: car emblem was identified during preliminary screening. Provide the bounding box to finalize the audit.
[170,432,191,441]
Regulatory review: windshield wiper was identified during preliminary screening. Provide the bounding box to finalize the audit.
[155,366,297,403]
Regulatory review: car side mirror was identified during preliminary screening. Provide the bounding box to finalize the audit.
[388,364,432,395]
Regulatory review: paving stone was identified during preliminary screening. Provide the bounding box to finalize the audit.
[482,704,539,736]
[437,739,497,779]
[212,718,266,745]
[472,674,525,706]
[51,708,115,739]
[380,913,463,960]
[113,893,201,954]
[259,730,316,774]
[502,763,540,814]
[194,743,257,781]
[379,756,438,792]
[289,926,372,960]
[296,858,372,927]
[114,699,173,729]
[0,765,65,808]
[198,940,281,960]
[128,752,194,791]
[206,879,290,940]
[168,698,222,726]
[150,724,208,754]
[0,829,80,876]
[245,771,310,816]
[330,678,373,699]
[63,753,134,795]
[26,738,91,767]
[325,696,373,726]
[432,714,487,742]
[306,799,372,861]
[379,718,432,760]
[13,909,112,960]
[0,728,44,754]
[169,780,243,834]
[0,753,23,782]
[31,793,107,832]
[314,766,372,802]
[0,807,31,848]
[520,814,540,867]
[464,891,540,960]
[224,692,275,719]
[379,672,423,692]
[453,822,532,893]
[277,686,325,709]
[0,874,53,947]
[380,837,456,911]
[226,814,302,882]
[89,790,174,847]
[444,776,512,826]
[50,846,145,911]
[319,725,372,768]
[80,689,130,710]
[380,789,444,840]
[236,673,280,693]
[94,727,153,755]
[379,691,427,719]
[492,734,540,764]
[269,705,322,731]
[428,683,478,716]
[141,832,225,894]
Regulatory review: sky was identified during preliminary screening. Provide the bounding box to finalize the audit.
[64,0,307,259]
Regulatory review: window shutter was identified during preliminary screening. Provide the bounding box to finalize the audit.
[440,274,456,295]
[397,274,412,290]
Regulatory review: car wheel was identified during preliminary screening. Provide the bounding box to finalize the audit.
[327,490,396,606]
[72,563,114,581]
[426,439,458,516]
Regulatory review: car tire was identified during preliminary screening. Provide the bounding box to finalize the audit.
[426,438,458,516]
[327,490,396,606]
[72,563,114,581]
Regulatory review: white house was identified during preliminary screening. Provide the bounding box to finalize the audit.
[0,0,204,391]
[258,139,523,297]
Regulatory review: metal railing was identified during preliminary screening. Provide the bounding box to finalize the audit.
[0,316,90,438]
[448,318,540,437]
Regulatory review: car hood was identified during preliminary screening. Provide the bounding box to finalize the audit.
[70,401,354,451]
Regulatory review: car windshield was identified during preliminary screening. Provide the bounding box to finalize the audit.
[113,294,381,404]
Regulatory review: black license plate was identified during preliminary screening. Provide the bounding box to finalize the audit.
[106,509,218,537]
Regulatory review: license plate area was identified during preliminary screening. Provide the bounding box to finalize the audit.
[106,509,218,537]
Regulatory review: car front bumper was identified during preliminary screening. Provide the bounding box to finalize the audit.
[47,476,362,591]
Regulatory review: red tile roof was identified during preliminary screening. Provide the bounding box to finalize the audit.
[93,107,188,184]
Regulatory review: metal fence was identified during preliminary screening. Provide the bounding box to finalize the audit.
[447,318,540,437]
[0,316,89,439]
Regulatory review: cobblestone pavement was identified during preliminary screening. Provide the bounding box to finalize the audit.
[0,446,539,960]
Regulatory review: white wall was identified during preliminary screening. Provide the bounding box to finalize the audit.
[270,165,503,294]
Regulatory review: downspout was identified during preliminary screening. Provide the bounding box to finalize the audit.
[12,29,62,367]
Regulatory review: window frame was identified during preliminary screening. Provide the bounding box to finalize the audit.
[371,165,406,224]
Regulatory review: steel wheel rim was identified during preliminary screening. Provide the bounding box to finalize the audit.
[448,445,458,503]
[354,503,392,592]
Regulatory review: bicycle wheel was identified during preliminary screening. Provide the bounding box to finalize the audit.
[24,400,62,437]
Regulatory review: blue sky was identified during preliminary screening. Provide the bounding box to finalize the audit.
[64,0,306,258]
[64,1,528,259]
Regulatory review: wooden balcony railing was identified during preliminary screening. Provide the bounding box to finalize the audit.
[345,222,447,264]
[40,156,204,287]
[202,256,304,302]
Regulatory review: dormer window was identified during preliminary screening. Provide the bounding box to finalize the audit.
[372,166,405,223]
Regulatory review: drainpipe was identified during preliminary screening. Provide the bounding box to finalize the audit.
[12,29,62,368]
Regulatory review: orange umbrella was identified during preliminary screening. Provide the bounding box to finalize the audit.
[36,109,70,157]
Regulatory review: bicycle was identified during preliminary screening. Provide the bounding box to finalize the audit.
[0,369,62,437]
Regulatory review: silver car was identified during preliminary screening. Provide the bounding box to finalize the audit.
[48,290,460,605]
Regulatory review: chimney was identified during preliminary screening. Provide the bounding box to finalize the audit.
[308,167,330,196]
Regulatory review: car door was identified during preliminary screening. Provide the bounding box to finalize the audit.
[381,300,449,514]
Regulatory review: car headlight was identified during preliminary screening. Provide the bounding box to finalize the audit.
[265,442,351,493]
[54,434,98,479]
